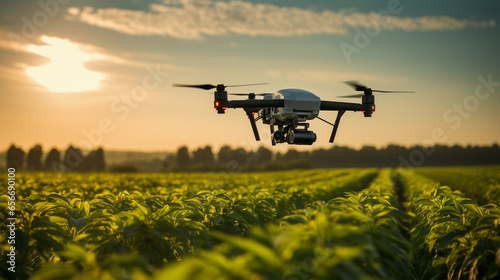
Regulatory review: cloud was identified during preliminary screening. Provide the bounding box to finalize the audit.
[0,31,187,89]
[0,37,14,51]
[0,28,31,53]
[65,0,495,39]
[266,69,407,84]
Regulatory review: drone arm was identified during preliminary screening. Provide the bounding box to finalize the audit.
[329,110,346,143]
[245,109,260,141]
[228,99,284,109]
[320,101,363,112]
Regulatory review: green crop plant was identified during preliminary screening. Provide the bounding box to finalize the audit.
[399,169,500,280]
[416,166,500,204]
[1,167,499,280]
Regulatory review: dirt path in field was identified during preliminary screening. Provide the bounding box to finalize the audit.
[393,172,411,240]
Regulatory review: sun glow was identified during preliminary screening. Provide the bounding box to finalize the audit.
[25,36,104,93]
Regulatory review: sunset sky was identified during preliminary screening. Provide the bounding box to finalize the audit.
[0,0,499,152]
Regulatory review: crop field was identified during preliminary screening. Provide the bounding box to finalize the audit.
[1,166,500,280]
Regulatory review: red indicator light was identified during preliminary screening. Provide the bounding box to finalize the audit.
[215,101,220,107]
[371,105,375,112]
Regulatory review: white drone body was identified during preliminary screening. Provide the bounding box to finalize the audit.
[262,89,321,124]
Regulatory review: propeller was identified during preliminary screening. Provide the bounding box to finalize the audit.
[338,94,364,98]
[172,83,268,91]
[344,81,368,92]
[172,83,216,90]
[340,80,414,98]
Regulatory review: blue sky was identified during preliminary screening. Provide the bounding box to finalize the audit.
[0,0,499,152]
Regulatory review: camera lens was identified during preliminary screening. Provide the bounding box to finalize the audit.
[287,130,316,145]
[273,130,284,142]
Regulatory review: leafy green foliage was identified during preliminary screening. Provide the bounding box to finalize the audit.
[399,169,500,280]
[1,167,499,280]
[1,169,375,279]
[157,169,413,280]
[416,166,500,204]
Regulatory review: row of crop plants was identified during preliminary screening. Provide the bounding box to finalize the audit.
[146,169,500,280]
[399,169,500,279]
[4,167,500,279]
[149,169,413,280]
[7,169,353,201]
[1,169,377,279]
[26,169,413,280]
[415,166,500,204]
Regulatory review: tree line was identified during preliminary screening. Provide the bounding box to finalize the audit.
[168,143,500,172]
[6,144,105,172]
[5,143,500,172]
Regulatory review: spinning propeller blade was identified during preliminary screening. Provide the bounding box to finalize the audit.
[342,80,414,96]
[226,83,269,88]
[372,90,415,93]
[172,83,268,91]
[338,94,364,98]
[344,81,367,92]
[172,83,216,90]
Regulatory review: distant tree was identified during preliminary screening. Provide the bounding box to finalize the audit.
[358,145,378,167]
[92,148,106,172]
[176,146,191,168]
[192,147,203,164]
[218,145,233,164]
[282,149,301,161]
[309,148,326,167]
[64,146,83,172]
[255,146,273,163]
[26,144,43,171]
[163,154,176,171]
[109,164,138,173]
[193,146,215,165]
[80,152,91,172]
[162,160,169,171]
[44,148,61,171]
[6,144,25,170]
[381,144,407,167]
[329,146,358,167]
[77,148,106,172]
[493,143,499,151]
[229,147,248,165]
[490,143,500,164]
[83,153,91,172]
[275,151,283,161]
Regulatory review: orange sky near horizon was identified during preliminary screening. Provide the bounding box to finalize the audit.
[1,0,499,153]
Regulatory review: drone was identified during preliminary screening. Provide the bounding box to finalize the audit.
[173,81,413,146]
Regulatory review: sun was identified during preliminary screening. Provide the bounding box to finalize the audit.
[25,36,104,93]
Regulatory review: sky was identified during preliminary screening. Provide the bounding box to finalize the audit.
[0,0,499,153]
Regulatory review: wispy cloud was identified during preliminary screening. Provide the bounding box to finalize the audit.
[0,37,14,51]
[0,30,186,73]
[265,70,407,84]
[0,32,188,90]
[65,0,495,39]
